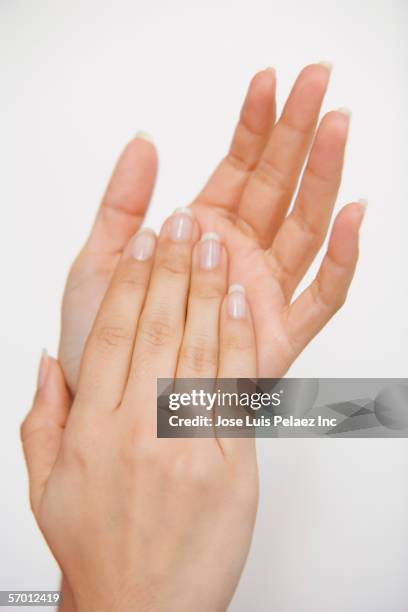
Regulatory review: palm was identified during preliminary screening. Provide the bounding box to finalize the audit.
[190,204,290,376]
[59,63,363,393]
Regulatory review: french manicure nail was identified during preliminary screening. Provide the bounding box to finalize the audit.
[199,233,221,270]
[358,199,368,225]
[131,229,156,261]
[318,61,333,71]
[337,107,352,118]
[37,348,49,389]
[170,208,193,242]
[135,130,154,144]
[228,284,247,320]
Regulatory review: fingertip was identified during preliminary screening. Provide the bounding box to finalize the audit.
[194,232,227,272]
[227,284,248,320]
[241,69,277,134]
[27,355,71,438]
[336,200,367,229]
[134,130,154,145]
[45,357,70,408]
[159,207,200,244]
[250,67,276,93]
[122,131,158,164]
[319,108,351,135]
[318,61,333,72]
[296,62,332,91]
[132,131,158,162]
[329,202,366,267]
[129,227,157,262]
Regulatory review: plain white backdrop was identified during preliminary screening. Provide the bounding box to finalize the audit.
[1,1,407,610]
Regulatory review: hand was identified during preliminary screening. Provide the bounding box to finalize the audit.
[22,212,258,612]
[59,134,158,392]
[59,63,364,391]
[189,63,364,376]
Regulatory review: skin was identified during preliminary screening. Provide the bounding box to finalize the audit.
[59,63,364,393]
[27,63,364,609]
[22,218,259,612]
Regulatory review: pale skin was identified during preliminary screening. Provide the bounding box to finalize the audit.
[60,62,365,392]
[22,215,259,611]
[22,63,365,610]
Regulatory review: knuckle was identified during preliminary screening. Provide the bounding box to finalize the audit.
[254,158,293,195]
[312,280,346,314]
[171,453,218,490]
[133,437,158,468]
[191,280,225,301]
[63,439,87,470]
[93,324,133,352]
[224,332,253,353]
[139,315,175,348]
[20,414,45,445]
[181,341,217,374]
[20,417,30,442]
[62,432,94,471]
[332,292,346,312]
[291,210,325,249]
[114,273,147,291]
[157,250,190,276]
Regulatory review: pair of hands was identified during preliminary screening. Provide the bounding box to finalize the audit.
[59,62,364,394]
[22,63,365,611]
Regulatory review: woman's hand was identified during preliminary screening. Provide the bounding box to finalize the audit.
[22,211,258,612]
[191,63,365,377]
[59,63,364,394]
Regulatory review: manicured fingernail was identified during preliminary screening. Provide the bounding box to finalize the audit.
[358,199,368,226]
[170,208,193,242]
[135,130,154,144]
[131,229,156,261]
[266,66,276,74]
[318,61,333,71]
[337,107,352,118]
[199,233,221,270]
[228,284,247,319]
[37,348,49,389]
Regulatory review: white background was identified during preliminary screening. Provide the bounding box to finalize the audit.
[1,0,407,610]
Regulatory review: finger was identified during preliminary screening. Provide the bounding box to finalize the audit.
[124,209,199,419]
[74,229,157,411]
[177,233,227,378]
[85,134,158,255]
[193,69,276,213]
[267,109,351,300]
[286,202,365,353]
[218,284,257,378]
[217,284,257,458]
[21,353,70,517]
[238,63,332,245]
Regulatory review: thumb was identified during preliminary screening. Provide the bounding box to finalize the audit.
[21,351,71,517]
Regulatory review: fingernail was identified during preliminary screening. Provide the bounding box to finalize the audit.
[358,199,368,226]
[337,107,352,119]
[265,66,276,74]
[170,208,193,242]
[318,61,333,71]
[37,348,49,389]
[228,284,247,320]
[199,233,221,270]
[131,228,156,261]
[135,130,154,144]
